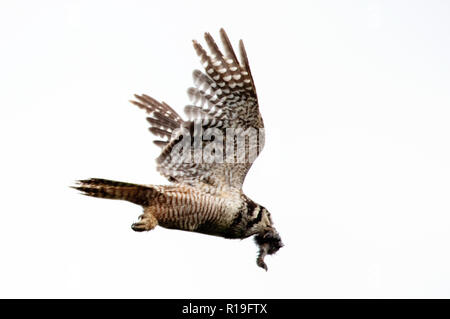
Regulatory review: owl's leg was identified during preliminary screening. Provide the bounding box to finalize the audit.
[131,208,158,232]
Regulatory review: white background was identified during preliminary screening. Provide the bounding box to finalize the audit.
[1,0,449,298]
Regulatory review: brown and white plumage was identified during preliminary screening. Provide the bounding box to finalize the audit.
[74,29,283,270]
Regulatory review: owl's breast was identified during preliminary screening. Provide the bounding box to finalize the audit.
[154,187,244,238]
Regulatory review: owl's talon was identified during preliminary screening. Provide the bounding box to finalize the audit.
[131,222,147,232]
[131,212,158,232]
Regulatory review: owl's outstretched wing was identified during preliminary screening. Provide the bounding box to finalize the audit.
[130,29,264,189]
[130,94,183,149]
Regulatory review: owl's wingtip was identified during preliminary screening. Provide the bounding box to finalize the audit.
[257,259,268,271]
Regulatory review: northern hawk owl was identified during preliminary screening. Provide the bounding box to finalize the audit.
[74,29,283,270]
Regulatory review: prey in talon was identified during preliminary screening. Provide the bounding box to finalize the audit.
[73,29,283,270]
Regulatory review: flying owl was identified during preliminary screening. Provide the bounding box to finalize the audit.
[74,29,283,270]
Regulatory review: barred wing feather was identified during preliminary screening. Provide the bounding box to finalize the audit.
[130,29,264,189]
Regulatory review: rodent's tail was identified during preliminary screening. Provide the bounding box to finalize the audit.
[72,178,157,206]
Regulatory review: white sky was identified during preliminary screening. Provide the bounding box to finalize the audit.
[1,0,449,298]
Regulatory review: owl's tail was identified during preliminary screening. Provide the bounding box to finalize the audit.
[72,178,156,206]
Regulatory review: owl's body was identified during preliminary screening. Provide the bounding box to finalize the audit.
[79,179,271,239]
[75,30,283,270]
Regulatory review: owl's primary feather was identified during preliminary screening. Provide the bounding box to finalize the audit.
[74,29,283,270]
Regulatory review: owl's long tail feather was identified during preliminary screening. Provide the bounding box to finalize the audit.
[73,178,156,206]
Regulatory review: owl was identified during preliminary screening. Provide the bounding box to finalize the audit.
[74,29,283,270]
